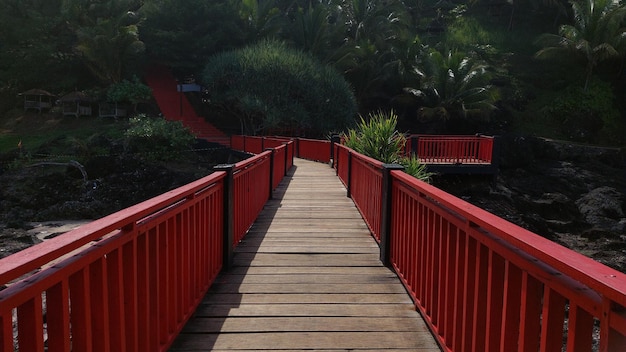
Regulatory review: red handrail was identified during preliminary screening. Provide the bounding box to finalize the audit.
[4,135,624,351]
[332,139,626,351]
[0,172,226,351]
[347,152,384,242]
[388,170,626,351]
[406,135,494,164]
[297,137,331,163]
[232,152,272,245]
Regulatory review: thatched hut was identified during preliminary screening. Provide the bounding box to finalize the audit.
[59,91,95,117]
[98,101,127,118]
[20,89,55,113]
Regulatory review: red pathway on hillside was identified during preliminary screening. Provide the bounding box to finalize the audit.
[144,65,230,147]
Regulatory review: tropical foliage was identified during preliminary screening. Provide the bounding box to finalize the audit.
[124,115,195,160]
[1,0,625,145]
[535,0,626,90]
[202,40,357,135]
[411,48,499,121]
[343,110,434,182]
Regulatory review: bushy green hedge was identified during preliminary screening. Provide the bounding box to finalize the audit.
[546,79,622,144]
[124,115,195,160]
[202,40,357,135]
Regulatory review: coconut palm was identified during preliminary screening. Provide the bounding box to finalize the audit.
[72,0,144,84]
[535,0,626,90]
[410,48,498,121]
[232,0,285,41]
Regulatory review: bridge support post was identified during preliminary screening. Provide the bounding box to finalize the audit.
[214,164,235,270]
[380,163,404,266]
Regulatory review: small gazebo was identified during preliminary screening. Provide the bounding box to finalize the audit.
[59,91,95,117]
[20,89,56,113]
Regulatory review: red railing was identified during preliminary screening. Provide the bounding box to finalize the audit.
[0,140,293,352]
[297,137,331,163]
[232,152,272,244]
[0,173,226,352]
[334,141,626,351]
[4,135,624,352]
[406,135,495,164]
[346,152,384,242]
[231,135,324,166]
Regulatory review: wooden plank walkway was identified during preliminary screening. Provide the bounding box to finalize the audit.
[169,158,441,351]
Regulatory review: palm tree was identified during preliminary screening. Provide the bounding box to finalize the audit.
[409,48,498,121]
[289,4,333,58]
[535,0,626,91]
[232,0,285,41]
[329,0,415,108]
[71,0,144,84]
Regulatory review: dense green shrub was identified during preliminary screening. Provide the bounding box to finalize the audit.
[343,111,406,164]
[107,77,152,105]
[343,110,433,182]
[202,40,357,135]
[545,79,622,144]
[124,115,195,160]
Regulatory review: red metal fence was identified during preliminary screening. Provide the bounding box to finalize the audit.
[3,135,624,352]
[335,141,626,352]
[0,173,226,352]
[231,135,330,164]
[0,140,294,352]
[406,135,495,164]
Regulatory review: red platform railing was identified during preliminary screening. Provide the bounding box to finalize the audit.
[406,135,495,164]
[334,140,626,351]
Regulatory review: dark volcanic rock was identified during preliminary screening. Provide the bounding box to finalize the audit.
[434,135,626,273]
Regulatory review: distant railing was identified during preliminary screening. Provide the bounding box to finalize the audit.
[335,141,626,352]
[406,135,499,174]
[0,140,294,352]
[231,135,330,164]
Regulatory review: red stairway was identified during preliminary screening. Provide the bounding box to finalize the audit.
[144,65,230,147]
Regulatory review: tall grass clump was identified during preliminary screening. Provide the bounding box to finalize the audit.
[343,110,433,182]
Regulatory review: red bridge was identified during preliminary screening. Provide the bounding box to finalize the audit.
[0,136,625,351]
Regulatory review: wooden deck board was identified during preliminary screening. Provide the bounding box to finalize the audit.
[169,158,441,351]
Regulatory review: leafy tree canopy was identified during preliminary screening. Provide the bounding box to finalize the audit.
[202,40,357,135]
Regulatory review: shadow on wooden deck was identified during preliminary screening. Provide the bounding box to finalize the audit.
[169,159,441,351]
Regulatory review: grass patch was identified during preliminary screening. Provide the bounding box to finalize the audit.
[0,111,127,153]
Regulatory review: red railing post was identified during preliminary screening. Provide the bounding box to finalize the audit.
[380,164,405,266]
[265,148,275,200]
[346,150,353,198]
[214,164,235,269]
[330,135,341,168]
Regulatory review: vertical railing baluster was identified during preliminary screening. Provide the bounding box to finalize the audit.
[46,280,71,352]
[214,164,235,270]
